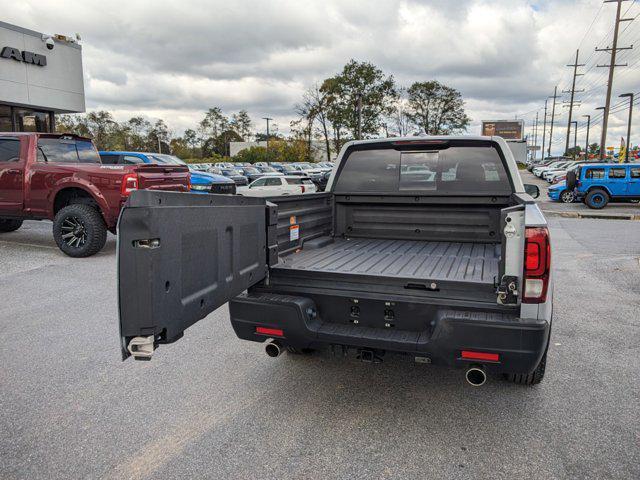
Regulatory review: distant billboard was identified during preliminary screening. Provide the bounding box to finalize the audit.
[481,120,524,141]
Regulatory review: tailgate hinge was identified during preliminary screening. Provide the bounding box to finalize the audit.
[496,275,519,305]
[127,335,155,360]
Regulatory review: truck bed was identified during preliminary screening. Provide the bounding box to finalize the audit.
[273,237,500,285]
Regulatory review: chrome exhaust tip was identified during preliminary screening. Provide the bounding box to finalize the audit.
[465,366,487,387]
[265,341,282,358]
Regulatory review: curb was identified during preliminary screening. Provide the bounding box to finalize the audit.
[541,210,640,221]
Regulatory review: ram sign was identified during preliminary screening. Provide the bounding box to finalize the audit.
[481,120,524,141]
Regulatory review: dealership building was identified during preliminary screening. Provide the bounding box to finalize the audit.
[0,21,85,133]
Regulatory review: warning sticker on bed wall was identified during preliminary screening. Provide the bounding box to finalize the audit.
[289,225,299,241]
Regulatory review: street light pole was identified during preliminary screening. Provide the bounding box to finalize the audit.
[262,117,273,151]
[582,115,591,159]
[619,93,634,162]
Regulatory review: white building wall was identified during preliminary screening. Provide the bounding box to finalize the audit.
[0,21,85,113]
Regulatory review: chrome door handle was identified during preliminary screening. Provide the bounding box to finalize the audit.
[6,169,21,174]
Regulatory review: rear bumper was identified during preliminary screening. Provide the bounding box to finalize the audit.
[229,293,550,374]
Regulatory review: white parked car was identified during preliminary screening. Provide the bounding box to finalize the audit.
[238,176,317,197]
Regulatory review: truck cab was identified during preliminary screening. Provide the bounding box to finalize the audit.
[117,136,552,386]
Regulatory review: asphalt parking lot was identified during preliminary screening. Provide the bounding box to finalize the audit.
[1,217,639,480]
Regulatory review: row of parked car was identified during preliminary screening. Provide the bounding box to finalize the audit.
[99,152,336,196]
[187,161,335,193]
[526,156,640,208]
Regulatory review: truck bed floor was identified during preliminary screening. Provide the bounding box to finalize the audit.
[274,238,500,285]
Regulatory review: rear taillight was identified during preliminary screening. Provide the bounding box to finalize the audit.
[300,185,305,193]
[187,173,191,191]
[121,173,139,196]
[523,227,551,303]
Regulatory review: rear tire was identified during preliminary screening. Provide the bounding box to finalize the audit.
[53,204,107,257]
[505,350,547,385]
[585,189,609,209]
[0,218,23,232]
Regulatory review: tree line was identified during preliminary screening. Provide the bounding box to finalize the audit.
[57,60,470,163]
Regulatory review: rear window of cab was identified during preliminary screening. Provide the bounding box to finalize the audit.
[334,142,512,195]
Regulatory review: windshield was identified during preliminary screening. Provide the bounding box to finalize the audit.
[259,166,277,172]
[242,167,259,173]
[221,169,240,175]
[147,154,185,165]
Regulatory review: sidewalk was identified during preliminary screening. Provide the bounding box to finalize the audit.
[520,170,640,220]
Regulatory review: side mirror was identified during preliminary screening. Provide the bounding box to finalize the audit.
[524,184,540,199]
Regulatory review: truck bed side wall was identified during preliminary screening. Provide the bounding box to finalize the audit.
[333,195,512,243]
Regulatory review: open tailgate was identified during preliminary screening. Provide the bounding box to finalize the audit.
[117,190,274,360]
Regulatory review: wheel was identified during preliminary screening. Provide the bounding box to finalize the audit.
[0,218,23,232]
[560,190,575,203]
[53,204,107,257]
[505,349,547,385]
[585,189,609,209]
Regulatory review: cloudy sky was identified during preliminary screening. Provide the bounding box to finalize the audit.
[3,0,639,154]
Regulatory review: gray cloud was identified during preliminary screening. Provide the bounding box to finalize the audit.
[2,0,638,153]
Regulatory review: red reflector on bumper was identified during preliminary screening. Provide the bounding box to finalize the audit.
[255,327,284,337]
[461,350,499,362]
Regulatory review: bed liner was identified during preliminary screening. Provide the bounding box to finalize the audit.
[273,237,500,285]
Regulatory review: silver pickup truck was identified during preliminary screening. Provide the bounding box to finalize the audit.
[117,136,553,387]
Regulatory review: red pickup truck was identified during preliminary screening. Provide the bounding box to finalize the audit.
[0,133,190,257]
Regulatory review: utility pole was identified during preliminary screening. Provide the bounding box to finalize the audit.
[262,117,273,150]
[548,86,559,157]
[596,106,606,159]
[541,99,549,162]
[596,0,634,160]
[583,114,591,159]
[563,50,585,154]
[619,93,634,162]
[355,94,363,140]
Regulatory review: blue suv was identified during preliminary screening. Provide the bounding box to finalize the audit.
[99,152,236,194]
[567,163,640,209]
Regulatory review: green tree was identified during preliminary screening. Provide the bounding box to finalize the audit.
[125,117,152,151]
[565,145,582,158]
[233,146,278,164]
[405,81,470,135]
[231,110,252,141]
[148,119,171,153]
[320,60,397,142]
